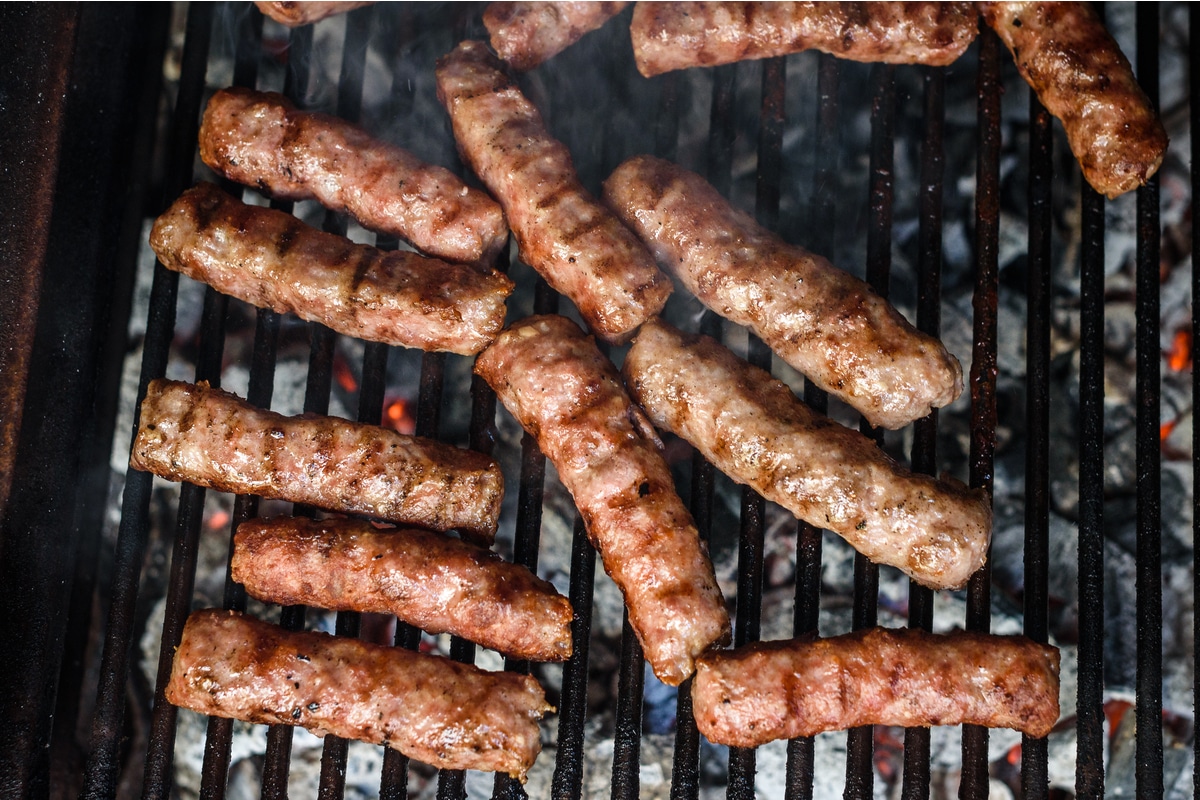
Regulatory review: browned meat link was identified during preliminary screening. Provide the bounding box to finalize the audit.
[980,2,1168,199]
[475,315,730,685]
[130,379,503,542]
[199,86,508,265]
[484,2,629,71]
[622,319,990,590]
[605,156,962,429]
[167,609,551,780]
[692,627,1060,746]
[254,2,376,27]
[232,517,573,662]
[630,2,980,77]
[150,183,513,356]
[435,41,672,344]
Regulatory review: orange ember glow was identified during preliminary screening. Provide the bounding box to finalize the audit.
[333,357,358,393]
[384,397,415,435]
[208,510,231,530]
[1161,418,1179,442]
[1167,328,1192,372]
[1006,742,1022,766]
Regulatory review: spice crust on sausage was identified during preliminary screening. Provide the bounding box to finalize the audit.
[200,86,508,265]
[436,42,671,343]
[166,609,551,780]
[980,2,1168,199]
[622,319,990,590]
[233,516,572,662]
[692,627,1060,746]
[151,183,513,356]
[605,156,962,430]
[131,379,503,542]
[631,2,980,77]
[475,314,731,684]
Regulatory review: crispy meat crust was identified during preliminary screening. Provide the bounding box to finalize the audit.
[232,517,573,662]
[631,2,980,77]
[475,315,731,685]
[199,87,507,265]
[623,319,990,590]
[605,156,963,429]
[131,379,503,542]
[150,183,513,356]
[167,609,551,779]
[981,2,1168,199]
[692,627,1061,746]
[254,2,375,27]
[484,2,629,71]
[435,42,672,343]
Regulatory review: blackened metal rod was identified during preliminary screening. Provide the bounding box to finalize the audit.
[1021,87,1053,800]
[492,274,554,800]
[197,7,273,795]
[251,22,330,800]
[611,612,647,800]
[785,51,838,800]
[301,10,373,800]
[551,516,597,800]
[143,226,234,800]
[1134,5,1163,797]
[845,61,894,800]
[671,313,723,800]
[79,7,213,798]
[1192,7,1200,799]
[961,28,1002,800]
[1075,137,1107,800]
[728,55,787,800]
[901,64,944,800]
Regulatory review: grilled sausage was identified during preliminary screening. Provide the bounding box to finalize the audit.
[232,517,573,662]
[167,609,551,780]
[254,2,375,27]
[131,379,503,542]
[980,2,1168,199]
[199,86,508,265]
[605,156,962,429]
[475,315,731,685]
[150,183,513,356]
[484,2,629,71]
[435,41,672,343]
[692,627,1061,746]
[630,2,980,77]
[622,319,990,590]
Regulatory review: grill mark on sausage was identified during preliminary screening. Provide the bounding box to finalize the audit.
[149,183,513,356]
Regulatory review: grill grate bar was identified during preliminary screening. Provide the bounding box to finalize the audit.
[551,516,597,800]
[1134,5,1164,797]
[80,6,215,799]
[961,27,1003,800]
[1021,81,1054,800]
[900,63,946,800]
[1075,103,1109,800]
[784,50,838,800]
[1192,8,1200,799]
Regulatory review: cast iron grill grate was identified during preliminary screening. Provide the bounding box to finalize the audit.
[30,3,1182,799]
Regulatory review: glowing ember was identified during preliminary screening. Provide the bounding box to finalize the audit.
[1166,327,1192,372]
[1161,418,1179,443]
[383,397,415,434]
[208,509,231,530]
[333,355,358,393]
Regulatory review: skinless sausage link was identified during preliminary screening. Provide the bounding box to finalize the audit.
[475,314,731,685]
[131,379,504,542]
[199,86,508,265]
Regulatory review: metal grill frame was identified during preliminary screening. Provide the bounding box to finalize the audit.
[0,3,1188,800]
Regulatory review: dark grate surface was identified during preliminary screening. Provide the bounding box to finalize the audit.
[33,3,1188,799]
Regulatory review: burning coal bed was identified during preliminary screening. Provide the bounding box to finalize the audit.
[86,4,1197,799]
